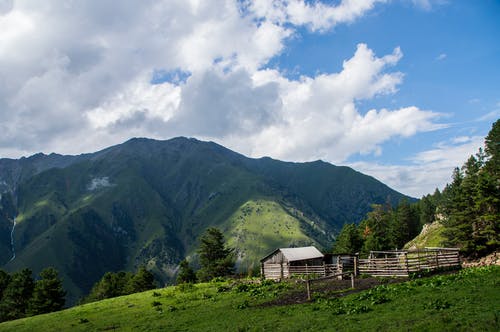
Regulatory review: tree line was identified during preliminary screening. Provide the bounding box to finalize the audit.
[333,119,499,259]
[332,198,430,256]
[0,267,65,323]
[439,119,499,257]
[83,266,156,303]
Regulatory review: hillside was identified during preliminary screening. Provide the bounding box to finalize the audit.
[0,266,498,331]
[0,137,411,303]
[404,221,446,250]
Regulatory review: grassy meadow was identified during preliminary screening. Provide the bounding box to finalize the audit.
[0,265,498,331]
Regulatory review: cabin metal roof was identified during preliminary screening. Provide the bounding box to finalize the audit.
[261,246,324,262]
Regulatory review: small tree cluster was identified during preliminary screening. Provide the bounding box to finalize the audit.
[333,199,424,256]
[0,267,66,322]
[84,266,155,303]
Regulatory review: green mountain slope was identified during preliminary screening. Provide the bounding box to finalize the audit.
[224,199,321,272]
[0,137,411,303]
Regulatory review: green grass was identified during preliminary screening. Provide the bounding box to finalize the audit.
[404,221,446,249]
[225,200,317,272]
[1,266,498,331]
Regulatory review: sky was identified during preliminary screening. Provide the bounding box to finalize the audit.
[0,0,499,197]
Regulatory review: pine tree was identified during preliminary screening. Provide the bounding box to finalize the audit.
[441,167,474,253]
[0,270,11,300]
[127,266,156,293]
[85,271,132,302]
[475,120,500,254]
[390,200,411,249]
[196,227,234,281]
[419,193,437,226]
[28,268,66,316]
[176,260,197,284]
[0,268,34,321]
[332,223,363,254]
[361,204,393,254]
[440,121,500,257]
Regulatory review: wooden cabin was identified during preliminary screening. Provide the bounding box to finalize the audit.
[260,246,324,280]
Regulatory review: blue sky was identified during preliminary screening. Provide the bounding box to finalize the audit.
[0,0,498,197]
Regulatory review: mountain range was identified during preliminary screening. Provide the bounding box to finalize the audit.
[0,137,412,303]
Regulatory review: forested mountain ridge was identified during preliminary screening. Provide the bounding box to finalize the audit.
[0,137,410,303]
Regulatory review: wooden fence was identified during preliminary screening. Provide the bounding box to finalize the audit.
[262,248,460,280]
[358,248,460,277]
[262,263,341,279]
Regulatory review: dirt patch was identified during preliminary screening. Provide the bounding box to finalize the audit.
[462,251,500,268]
[261,276,407,307]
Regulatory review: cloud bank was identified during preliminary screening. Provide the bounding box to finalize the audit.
[0,0,459,196]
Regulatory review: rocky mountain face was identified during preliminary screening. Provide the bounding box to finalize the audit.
[0,137,411,303]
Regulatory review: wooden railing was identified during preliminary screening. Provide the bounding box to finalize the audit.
[289,264,340,276]
[358,248,460,277]
[262,248,460,280]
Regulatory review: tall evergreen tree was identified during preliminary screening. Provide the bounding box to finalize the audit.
[361,204,393,254]
[441,167,474,253]
[196,227,234,281]
[390,199,411,249]
[176,259,197,284]
[0,268,34,321]
[126,266,156,293]
[28,268,66,316]
[332,223,363,254]
[0,270,11,301]
[475,120,500,254]
[85,271,132,302]
[440,120,500,257]
[419,193,437,226]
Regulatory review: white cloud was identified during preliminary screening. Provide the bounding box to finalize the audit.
[248,0,387,32]
[222,44,443,163]
[436,53,447,61]
[0,0,454,199]
[411,0,447,11]
[0,0,407,158]
[477,109,500,122]
[351,135,484,197]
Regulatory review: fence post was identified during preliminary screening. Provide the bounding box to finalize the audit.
[323,262,326,277]
[354,254,358,277]
[351,273,355,289]
[404,252,410,277]
[417,250,421,271]
[306,279,311,301]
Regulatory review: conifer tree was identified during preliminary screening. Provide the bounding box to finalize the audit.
[332,223,363,254]
[196,227,234,281]
[127,266,155,293]
[361,204,392,253]
[177,259,197,284]
[0,270,11,301]
[0,268,34,321]
[28,268,66,315]
[440,120,500,257]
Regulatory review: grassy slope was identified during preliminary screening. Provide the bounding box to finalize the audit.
[1,266,498,332]
[404,221,446,249]
[224,199,319,272]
